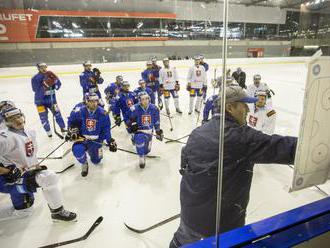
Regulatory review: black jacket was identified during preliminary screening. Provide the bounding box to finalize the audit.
[232,71,246,89]
[179,114,297,237]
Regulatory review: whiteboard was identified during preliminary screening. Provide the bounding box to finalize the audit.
[291,56,330,192]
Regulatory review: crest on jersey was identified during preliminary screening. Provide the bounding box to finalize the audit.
[86,119,97,131]
[126,99,134,107]
[248,115,258,127]
[25,140,34,157]
[196,70,201,77]
[141,115,151,126]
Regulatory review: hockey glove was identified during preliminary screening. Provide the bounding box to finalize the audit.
[186,83,191,91]
[93,68,101,78]
[5,167,22,184]
[43,71,58,89]
[156,129,164,141]
[202,85,208,93]
[65,127,80,141]
[114,115,122,126]
[130,122,139,133]
[108,138,117,152]
[158,98,163,110]
[159,84,164,95]
[175,82,180,91]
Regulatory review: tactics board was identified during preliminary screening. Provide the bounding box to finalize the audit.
[291,56,330,192]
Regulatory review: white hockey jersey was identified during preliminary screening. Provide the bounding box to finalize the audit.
[187,65,207,89]
[0,129,38,170]
[247,105,276,135]
[159,66,178,90]
[246,82,270,97]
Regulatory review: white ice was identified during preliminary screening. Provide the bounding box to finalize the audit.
[1,57,330,248]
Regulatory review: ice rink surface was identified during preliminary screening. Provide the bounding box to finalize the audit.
[1,57,330,248]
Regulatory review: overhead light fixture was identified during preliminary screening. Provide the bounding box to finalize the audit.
[304,45,319,49]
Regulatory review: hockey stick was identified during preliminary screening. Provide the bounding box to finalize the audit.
[168,113,174,131]
[85,138,160,159]
[124,213,180,234]
[38,140,67,166]
[39,216,103,248]
[55,163,75,174]
[50,89,64,140]
[165,134,190,144]
[111,120,124,130]
[160,112,174,119]
[160,112,174,131]
[37,148,71,160]
[196,109,202,126]
[151,134,187,145]
[37,156,63,160]
[117,147,160,159]
[213,68,217,95]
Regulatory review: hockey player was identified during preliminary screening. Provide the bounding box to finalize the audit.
[104,75,123,112]
[141,61,163,109]
[31,63,66,137]
[151,56,162,72]
[79,61,104,107]
[134,79,155,104]
[112,81,138,129]
[126,92,163,169]
[202,95,219,124]
[247,91,276,135]
[0,100,15,130]
[66,93,117,177]
[159,57,182,115]
[0,107,76,222]
[247,74,274,107]
[187,56,207,114]
[232,67,246,89]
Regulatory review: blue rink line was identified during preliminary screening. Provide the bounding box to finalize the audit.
[184,197,330,248]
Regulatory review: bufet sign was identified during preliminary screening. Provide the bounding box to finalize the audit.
[0,9,37,42]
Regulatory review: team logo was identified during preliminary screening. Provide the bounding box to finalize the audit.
[148,73,155,81]
[86,119,97,131]
[141,115,151,126]
[196,70,201,77]
[248,115,258,127]
[25,140,34,157]
[126,99,134,107]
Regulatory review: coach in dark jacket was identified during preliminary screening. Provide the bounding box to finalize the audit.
[232,67,247,89]
[169,85,297,248]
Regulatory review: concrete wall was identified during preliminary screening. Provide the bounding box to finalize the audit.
[1,0,287,24]
[0,40,291,67]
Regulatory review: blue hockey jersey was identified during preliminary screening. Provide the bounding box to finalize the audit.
[104,82,122,101]
[134,87,155,104]
[141,69,159,89]
[79,70,104,95]
[31,72,61,105]
[112,92,137,121]
[67,104,111,143]
[127,103,160,132]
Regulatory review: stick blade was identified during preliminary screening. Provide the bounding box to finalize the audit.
[124,223,146,234]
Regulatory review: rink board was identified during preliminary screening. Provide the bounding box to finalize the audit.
[291,56,330,192]
[184,197,330,248]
